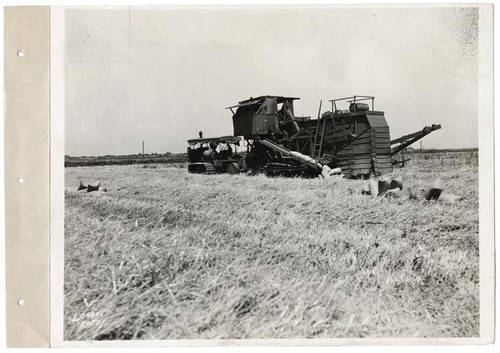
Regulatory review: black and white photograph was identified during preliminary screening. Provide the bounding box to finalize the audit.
[53,4,493,344]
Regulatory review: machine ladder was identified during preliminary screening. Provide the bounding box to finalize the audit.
[312,117,327,159]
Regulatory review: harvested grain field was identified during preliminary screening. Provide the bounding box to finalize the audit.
[64,151,479,340]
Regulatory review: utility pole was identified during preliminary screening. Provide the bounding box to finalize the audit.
[142,141,145,155]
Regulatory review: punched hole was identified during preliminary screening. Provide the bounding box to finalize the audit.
[17,299,25,306]
[17,177,24,184]
[17,50,25,58]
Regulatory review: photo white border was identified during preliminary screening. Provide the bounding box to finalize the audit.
[48,3,495,347]
[477,3,495,343]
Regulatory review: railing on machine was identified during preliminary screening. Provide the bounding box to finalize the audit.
[329,95,375,113]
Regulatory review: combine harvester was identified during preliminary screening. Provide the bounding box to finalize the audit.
[187,95,441,178]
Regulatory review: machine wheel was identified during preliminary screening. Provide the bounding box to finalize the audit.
[226,162,240,174]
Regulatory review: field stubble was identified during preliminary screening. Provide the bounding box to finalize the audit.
[64,151,479,340]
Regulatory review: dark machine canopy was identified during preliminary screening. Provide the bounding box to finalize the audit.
[227,95,302,136]
[187,135,241,146]
[226,95,300,111]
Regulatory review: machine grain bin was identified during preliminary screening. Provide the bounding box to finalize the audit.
[319,96,392,177]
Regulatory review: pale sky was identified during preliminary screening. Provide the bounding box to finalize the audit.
[65,6,479,156]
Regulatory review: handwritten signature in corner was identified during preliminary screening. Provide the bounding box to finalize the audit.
[72,311,105,328]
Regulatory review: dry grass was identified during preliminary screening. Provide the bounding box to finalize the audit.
[64,152,479,340]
